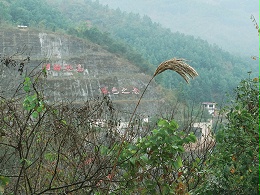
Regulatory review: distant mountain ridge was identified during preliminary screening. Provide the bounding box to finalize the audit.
[98,0,259,56]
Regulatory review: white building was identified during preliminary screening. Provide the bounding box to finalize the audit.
[202,102,217,115]
[17,25,28,29]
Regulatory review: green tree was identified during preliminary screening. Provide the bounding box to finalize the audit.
[96,119,197,194]
[194,76,259,195]
[0,2,11,23]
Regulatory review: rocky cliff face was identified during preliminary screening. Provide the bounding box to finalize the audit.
[0,28,165,116]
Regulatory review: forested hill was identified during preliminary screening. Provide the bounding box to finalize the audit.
[98,0,259,56]
[0,0,258,103]
[42,0,260,103]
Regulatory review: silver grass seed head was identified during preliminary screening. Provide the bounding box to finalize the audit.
[153,58,199,83]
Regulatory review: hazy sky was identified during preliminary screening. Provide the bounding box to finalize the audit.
[98,0,259,57]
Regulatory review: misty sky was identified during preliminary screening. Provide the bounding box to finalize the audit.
[98,0,259,57]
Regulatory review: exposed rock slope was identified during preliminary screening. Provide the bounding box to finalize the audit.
[0,28,165,116]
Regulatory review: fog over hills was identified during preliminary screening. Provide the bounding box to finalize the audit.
[98,0,259,56]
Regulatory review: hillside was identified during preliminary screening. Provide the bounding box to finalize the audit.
[98,0,259,56]
[0,0,258,104]
[0,27,165,117]
[45,0,259,103]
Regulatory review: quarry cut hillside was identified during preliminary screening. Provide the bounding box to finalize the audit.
[0,28,165,116]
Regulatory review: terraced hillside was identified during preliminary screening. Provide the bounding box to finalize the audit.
[0,27,165,116]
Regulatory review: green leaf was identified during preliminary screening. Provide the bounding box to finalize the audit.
[157,119,168,127]
[152,129,159,134]
[172,145,178,150]
[169,120,178,129]
[176,156,183,167]
[189,133,197,143]
[0,176,9,186]
[174,156,183,169]
[36,106,43,113]
[140,154,148,163]
[129,157,136,165]
[52,109,58,115]
[32,111,39,118]
[100,146,108,155]
[23,85,30,92]
[0,176,9,194]
[25,159,32,166]
[130,149,137,154]
[24,77,30,82]
[44,152,56,161]
[177,146,185,152]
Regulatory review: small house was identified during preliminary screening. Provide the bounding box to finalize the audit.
[17,25,28,30]
[202,102,217,115]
